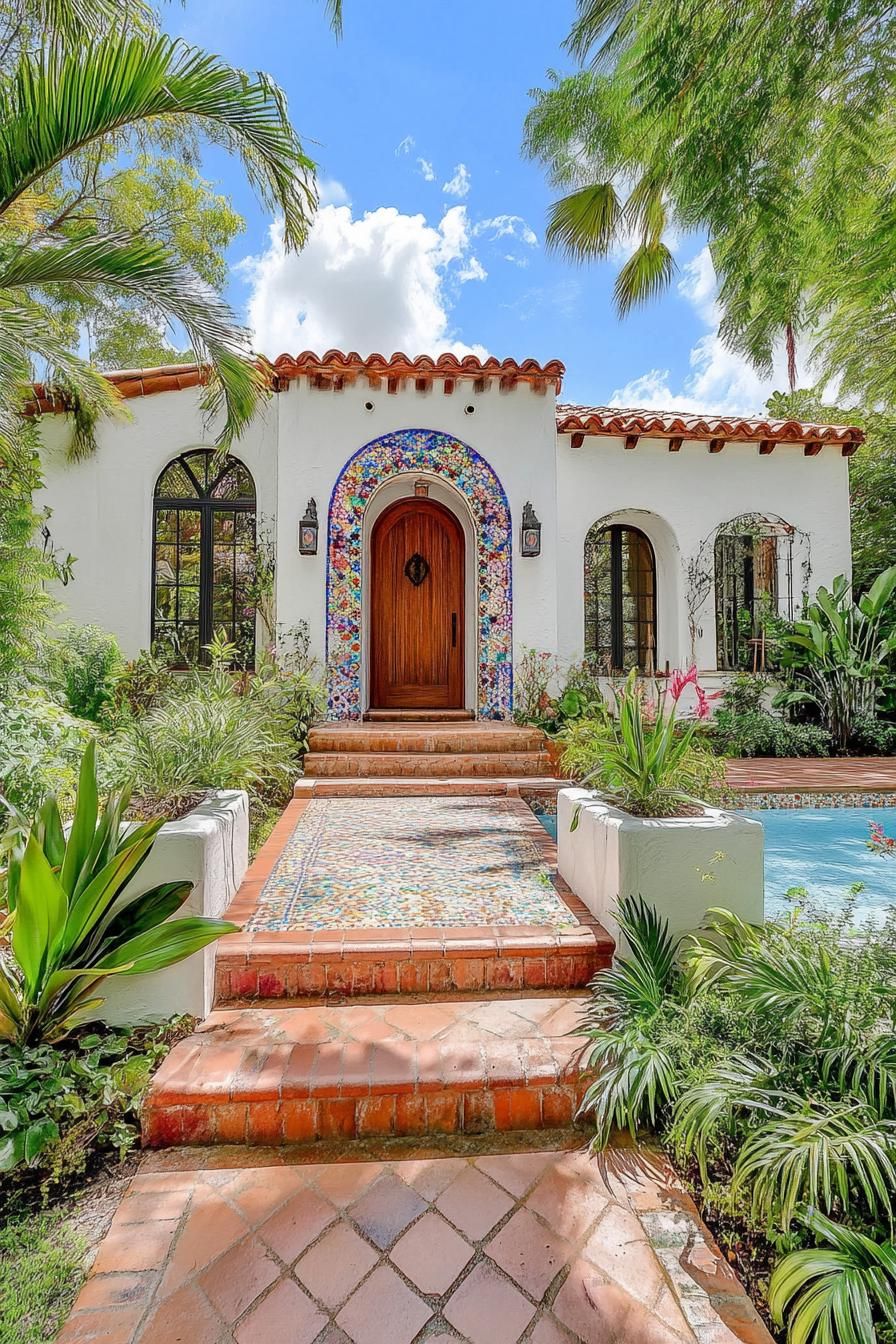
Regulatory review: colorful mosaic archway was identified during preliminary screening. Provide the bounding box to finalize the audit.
[326,429,513,720]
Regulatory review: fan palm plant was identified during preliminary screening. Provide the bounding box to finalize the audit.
[0,3,341,457]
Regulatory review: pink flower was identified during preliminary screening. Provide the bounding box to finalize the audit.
[669,666,698,701]
[694,685,723,719]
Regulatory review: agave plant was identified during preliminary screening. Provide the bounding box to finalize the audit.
[776,565,896,752]
[0,742,236,1045]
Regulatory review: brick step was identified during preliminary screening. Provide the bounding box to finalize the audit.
[215,916,610,1004]
[142,996,589,1148]
[307,724,545,754]
[304,751,553,778]
[364,708,475,721]
[293,778,562,799]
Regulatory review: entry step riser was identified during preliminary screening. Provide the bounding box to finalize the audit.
[364,709,475,721]
[215,946,607,1003]
[142,1081,586,1148]
[304,752,553,778]
[308,728,545,754]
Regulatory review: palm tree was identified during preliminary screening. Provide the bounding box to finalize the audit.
[0,2,342,456]
[524,0,896,399]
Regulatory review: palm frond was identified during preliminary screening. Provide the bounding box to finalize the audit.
[670,1056,779,1182]
[821,1034,896,1117]
[578,1026,677,1145]
[545,182,623,261]
[613,240,675,315]
[769,1209,896,1344]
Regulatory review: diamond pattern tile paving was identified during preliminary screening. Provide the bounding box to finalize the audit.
[246,797,573,930]
[56,1149,771,1343]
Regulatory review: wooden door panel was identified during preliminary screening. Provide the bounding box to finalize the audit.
[370,499,464,709]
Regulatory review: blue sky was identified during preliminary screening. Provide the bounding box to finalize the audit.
[172,0,791,412]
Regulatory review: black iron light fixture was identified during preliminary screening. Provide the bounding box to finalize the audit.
[299,498,319,555]
[520,502,541,557]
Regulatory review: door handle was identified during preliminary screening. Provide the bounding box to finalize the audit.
[451,612,457,647]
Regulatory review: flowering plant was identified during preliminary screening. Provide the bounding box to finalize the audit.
[867,820,896,858]
[563,667,725,818]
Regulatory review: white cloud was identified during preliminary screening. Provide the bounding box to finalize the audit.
[474,214,538,247]
[239,203,487,358]
[395,135,415,156]
[318,179,350,207]
[442,163,471,199]
[417,157,435,182]
[609,246,814,414]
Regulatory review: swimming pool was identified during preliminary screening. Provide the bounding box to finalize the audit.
[744,806,896,921]
[535,806,896,923]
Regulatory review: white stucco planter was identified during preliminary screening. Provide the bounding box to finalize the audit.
[99,790,249,1026]
[557,787,764,945]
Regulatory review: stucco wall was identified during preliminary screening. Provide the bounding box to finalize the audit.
[37,389,277,657]
[555,434,852,673]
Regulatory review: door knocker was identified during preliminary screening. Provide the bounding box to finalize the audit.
[404,553,429,586]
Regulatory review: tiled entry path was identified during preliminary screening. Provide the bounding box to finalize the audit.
[56,1147,768,1344]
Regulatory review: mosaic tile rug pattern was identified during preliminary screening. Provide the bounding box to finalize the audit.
[247,797,573,930]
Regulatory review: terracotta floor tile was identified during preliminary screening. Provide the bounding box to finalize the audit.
[349,1171,427,1249]
[257,1185,336,1262]
[234,1277,328,1344]
[389,1211,474,1295]
[435,1167,514,1241]
[90,1217,180,1275]
[157,1194,249,1297]
[73,1271,153,1312]
[529,1314,572,1344]
[486,1207,571,1298]
[580,1204,666,1306]
[224,1166,306,1225]
[311,1161,384,1208]
[525,1165,611,1245]
[443,1261,536,1344]
[553,1260,684,1344]
[294,1222,379,1308]
[56,1307,144,1344]
[138,1283,227,1344]
[197,1233,281,1321]
[336,1264,433,1344]
[397,1156,467,1202]
[474,1151,561,1199]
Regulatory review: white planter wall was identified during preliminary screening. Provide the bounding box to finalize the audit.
[557,787,764,944]
[99,790,249,1026]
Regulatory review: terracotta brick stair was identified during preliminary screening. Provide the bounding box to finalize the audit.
[142,996,589,1148]
[303,721,553,780]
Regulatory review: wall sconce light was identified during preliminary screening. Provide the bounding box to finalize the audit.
[299,498,319,555]
[520,502,541,557]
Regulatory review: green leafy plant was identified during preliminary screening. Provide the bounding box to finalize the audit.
[776,566,896,753]
[563,667,725,817]
[0,742,236,1046]
[578,896,896,1343]
[0,692,93,818]
[47,624,123,722]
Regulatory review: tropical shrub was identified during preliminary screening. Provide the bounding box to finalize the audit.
[0,743,236,1046]
[578,896,896,1344]
[562,667,725,816]
[776,566,896,752]
[0,1023,185,1185]
[512,648,557,726]
[851,715,896,757]
[46,624,123,722]
[0,692,93,817]
[514,653,607,733]
[101,647,178,728]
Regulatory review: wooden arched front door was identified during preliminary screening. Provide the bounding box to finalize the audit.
[370,497,465,709]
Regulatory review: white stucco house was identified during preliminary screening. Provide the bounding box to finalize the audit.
[35,349,861,721]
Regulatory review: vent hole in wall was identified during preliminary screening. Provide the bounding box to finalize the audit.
[464,404,475,415]
[364,400,375,411]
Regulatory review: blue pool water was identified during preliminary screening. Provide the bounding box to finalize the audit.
[745,807,896,921]
[535,807,896,923]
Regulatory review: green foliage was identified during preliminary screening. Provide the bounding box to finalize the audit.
[46,624,123,722]
[710,677,833,758]
[0,1205,84,1344]
[512,648,557,726]
[578,895,896,1343]
[768,390,896,597]
[525,1,896,403]
[0,742,236,1045]
[562,669,725,816]
[0,690,93,817]
[513,651,607,733]
[776,567,896,753]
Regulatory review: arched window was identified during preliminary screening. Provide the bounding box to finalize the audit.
[152,450,257,667]
[584,523,657,672]
[714,527,782,670]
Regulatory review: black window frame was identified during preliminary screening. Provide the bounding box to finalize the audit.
[714,531,779,671]
[584,522,658,673]
[152,450,257,668]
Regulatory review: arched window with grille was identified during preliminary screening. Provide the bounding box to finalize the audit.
[584,522,657,672]
[714,522,791,671]
[152,450,257,667]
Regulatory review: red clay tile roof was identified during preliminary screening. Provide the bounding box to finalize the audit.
[29,363,206,413]
[271,350,565,390]
[557,402,864,453]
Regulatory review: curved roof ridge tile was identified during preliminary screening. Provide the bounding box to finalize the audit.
[556,401,864,444]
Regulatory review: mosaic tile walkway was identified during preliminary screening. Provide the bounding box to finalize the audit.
[57,1147,771,1343]
[246,797,572,932]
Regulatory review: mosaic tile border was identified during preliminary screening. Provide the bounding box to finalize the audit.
[325,429,513,721]
[729,789,896,809]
